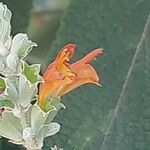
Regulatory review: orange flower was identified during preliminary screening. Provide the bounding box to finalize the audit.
[38,44,103,108]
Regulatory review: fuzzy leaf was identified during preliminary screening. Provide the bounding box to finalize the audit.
[23,62,41,84]
[51,145,63,150]
[5,77,19,105]
[44,123,60,138]
[4,74,39,108]
[31,104,56,136]
[43,97,65,113]
[0,77,5,89]
[0,99,14,108]
[10,33,37,59]
[1,0,33,36]
[37,122,60,143]
[0,2,11,43]
[0,112,22,142]
[18,74,37,108]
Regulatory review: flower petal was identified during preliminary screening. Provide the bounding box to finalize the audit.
[55,43,76,78]
[59,64,101,96]
[77,48,103,64]
[55,43,75,61]
[57,48,103,96]
[38,77,72,107]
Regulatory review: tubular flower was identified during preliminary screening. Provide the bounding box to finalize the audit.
[38,44,103,108]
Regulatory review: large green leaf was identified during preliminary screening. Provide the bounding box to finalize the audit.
[101,14,150,150]
[44,0,150,149]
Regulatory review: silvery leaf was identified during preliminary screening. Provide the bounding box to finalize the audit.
[0,3,11,43]
[49,97,66,111]
[4,36,11,50]
[38,122,60,140]
[22,126,42,150]
[51,145,63,150]
[43,97,65,113]
[0,3,12,21]
[36,123,60,149]
[8,140,23,146]
[31,104,56,135]
[22,127,35,141]
[21,105,32,129]
[6,54,19,70]
[18,74,37,108]
[0,41,9,56]
[5,77,19,105]
[45,108,58,124]
[0,111,22,142]
[10,33,37,59]
[0,61,4,72]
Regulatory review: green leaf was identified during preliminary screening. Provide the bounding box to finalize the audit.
[100,14,150,150]
[43,101,57,113]
[0,77,5,89]
[0,99,14,108]
[23,62,41,84]
[44,0,150,149]
[43,97,65,113]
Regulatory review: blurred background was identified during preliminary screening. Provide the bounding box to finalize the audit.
[27,0,70,70]
[0,0,150,150]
